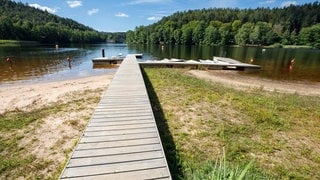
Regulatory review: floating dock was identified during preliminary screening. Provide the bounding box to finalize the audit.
[92,57,124,65]
[60,55,171,179]
[139,57,261,70]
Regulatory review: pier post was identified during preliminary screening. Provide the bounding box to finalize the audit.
[102,49,105,57]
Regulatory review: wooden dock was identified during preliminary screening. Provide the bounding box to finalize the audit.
[92,57,124,65]
[60,55,171,179]
[139,57,261,70]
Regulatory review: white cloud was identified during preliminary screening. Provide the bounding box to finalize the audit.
[88,8,99,15]
[115,12,129,18]
[67,1,82,8]
[127,0,169,5]
[259,0,276,5]
[281,1,297,7]
[29,3,58,13]
[147,16,161,21]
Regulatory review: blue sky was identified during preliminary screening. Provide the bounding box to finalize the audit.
[14,0,318,32]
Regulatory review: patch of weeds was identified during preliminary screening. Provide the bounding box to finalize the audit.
[0,111,39,131]
[184,148,266,180]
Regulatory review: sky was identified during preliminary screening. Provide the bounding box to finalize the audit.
[13,0,319,32]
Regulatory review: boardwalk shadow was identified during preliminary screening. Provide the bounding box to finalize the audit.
[141,68,183,180]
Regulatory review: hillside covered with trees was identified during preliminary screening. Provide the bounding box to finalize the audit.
[0,0,125,43]
[126,2,320,48]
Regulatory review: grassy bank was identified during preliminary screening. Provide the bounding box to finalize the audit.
[143,68,320,179]
[0,40,39,47]
[0,89,103,179]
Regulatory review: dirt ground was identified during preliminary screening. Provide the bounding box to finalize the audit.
[0,75,113,114]
[189,70,320,96]
[0,74,113,178]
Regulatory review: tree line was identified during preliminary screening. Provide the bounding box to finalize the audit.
[126,2,320,48]
[0,0,125,44]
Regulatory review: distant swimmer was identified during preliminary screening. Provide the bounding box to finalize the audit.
[67,56,72,69]
[289,58,295,71]
[6,57,13,71]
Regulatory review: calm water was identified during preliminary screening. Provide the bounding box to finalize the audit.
[1,43,320,85]
[0,43,151,85]
[135,45,320,82]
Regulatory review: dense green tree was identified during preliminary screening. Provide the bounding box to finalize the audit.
[299,24,320,48]
[219,23,233,45]
[235,22,254,46]
[0,16,15,39]
[249,22,273,45]
[202,26,220,45]
[0,0,121,43]
[126,2,320,48]
[192,21,206,44]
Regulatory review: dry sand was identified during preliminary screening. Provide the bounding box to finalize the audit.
[0,74,113,178]
[0,75,113,114]
[189,70,320,96]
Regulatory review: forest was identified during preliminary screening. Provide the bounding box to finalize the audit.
[0,0,125,43]
[126,2,320,48]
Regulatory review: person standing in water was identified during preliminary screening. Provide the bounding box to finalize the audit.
[67,56,72,69]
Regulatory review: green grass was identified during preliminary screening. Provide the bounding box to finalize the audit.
[186,149,255,180]
[0,40,38,47]
[143,68,320,179]
[0,40,20,47]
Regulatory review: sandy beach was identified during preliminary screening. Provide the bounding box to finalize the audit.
[189,70,320,96]
[0,74,113,114]
[1,70,319,114]
[0,74,113,178]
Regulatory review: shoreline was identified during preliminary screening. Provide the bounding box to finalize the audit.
[0,73,114,114]
[2,70,319,114]
[189,70,320,96]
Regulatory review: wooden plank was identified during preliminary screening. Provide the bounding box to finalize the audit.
[88,119,155,126]
[68,151,164,167]
[60,55,171,180]
[80,132,158,144]
[61,159,168,178]
[85,123,156,132]
[72,144,162,158]
[83,127,158,137]
[77,137,160,150]
[60,167,170,180]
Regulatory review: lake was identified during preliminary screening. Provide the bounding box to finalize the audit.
[134,45,320,82]
[0,43,320,85]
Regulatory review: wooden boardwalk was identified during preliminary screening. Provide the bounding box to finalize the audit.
[60,55,171,179]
